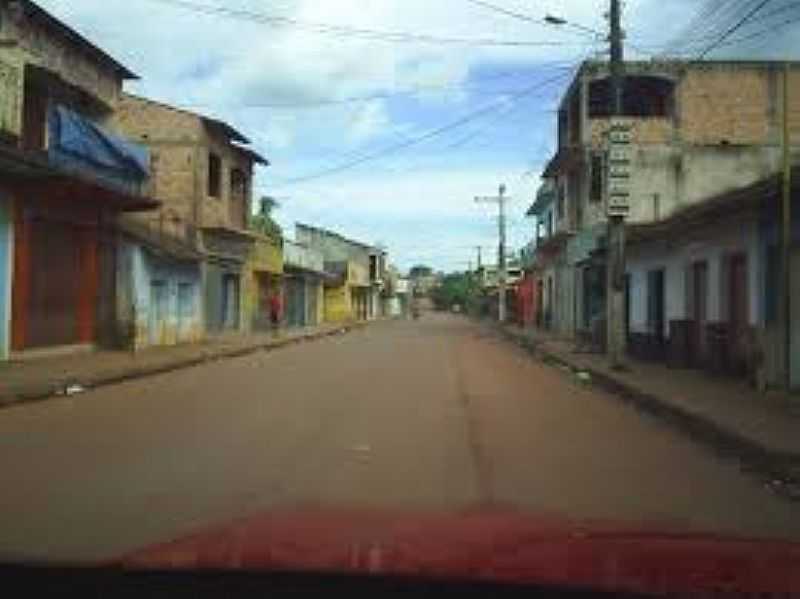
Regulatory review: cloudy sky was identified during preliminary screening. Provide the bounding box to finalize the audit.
[38,0,800,271]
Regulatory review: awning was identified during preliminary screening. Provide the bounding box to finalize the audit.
[627,169,800,245]
[121,221,203,263]
[0,144,159,212]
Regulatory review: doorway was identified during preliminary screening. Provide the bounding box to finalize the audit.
[221,274,240,330]
[727,253,748,373]
[647,268,665,342]
[691,261,709,364]
[149,280,168,346]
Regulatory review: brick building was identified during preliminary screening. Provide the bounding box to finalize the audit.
[0,0,156,359]
[527,59,800,387]
[111,94,276,338]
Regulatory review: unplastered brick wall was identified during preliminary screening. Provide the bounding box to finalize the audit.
[197,135,253,231]
[1,2,121,107]
[678,65,776,145]
[113,95,202,144]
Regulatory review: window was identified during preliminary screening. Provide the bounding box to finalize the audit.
[589,76,675,119]
[208,152,221,198]
[230,168,247,198]
[556,182,566,220]
[590,153,604,203]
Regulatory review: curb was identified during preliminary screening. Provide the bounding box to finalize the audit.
[0,324,366,410]
[498,326,800,502]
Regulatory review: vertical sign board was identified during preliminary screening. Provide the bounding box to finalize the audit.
[606,120,632,218]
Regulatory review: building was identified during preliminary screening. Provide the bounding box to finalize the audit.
[323,260,370,323]
[369,248,387,319]
[111,94,272,339]
[283,239,326,328]
[383,266,410,318]
[295,224,375,323]
[527,59,800,386]
[0,0,157,359]
[624,169,800,388]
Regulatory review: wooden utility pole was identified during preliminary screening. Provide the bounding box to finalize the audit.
[475,246,483,271]
[782,62,793,389]
[476,185,509,323]
[606,0,627,369]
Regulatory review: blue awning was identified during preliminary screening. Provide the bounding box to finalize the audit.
[48,105,149,182]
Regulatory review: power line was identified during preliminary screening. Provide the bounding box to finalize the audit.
[175,64,577,110]
[270,70,573,188]
[143,0,587,48]
[697,0,774,59]
[464,0,602,38]
[659,3,800,55]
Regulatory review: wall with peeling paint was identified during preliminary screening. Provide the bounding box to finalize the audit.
[117,242,203,350]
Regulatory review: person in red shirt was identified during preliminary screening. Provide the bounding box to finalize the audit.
[270,293,282,333]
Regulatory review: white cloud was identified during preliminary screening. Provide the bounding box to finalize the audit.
[34,0,800,271]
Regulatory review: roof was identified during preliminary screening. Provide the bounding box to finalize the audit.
[122,94,253,146]
[201,225,258,240]
[526,183,557,217]
[627,166,800,245]
[120,221,203,263]
[20,0,138,79]
[202,118,250,145]
[296,222,376,252]
[543,147,582,178]
[580,59,800,71]
[231,143,269,166]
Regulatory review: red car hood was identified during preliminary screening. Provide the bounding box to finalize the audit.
[122,509,800,595]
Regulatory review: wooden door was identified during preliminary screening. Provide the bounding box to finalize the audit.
[26,220,80,348]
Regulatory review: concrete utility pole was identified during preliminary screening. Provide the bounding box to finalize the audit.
[606,0,627,369]
[782,62,793,389]
[475,184,509,323]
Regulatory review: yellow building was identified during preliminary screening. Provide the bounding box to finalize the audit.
[324,261,370,323]
[243,233,283,331]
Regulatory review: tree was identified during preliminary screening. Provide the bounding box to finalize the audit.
[430,271,480,312]
[250,196,282,240]
[409,265,433,278]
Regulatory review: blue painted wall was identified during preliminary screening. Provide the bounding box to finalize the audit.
[118,241,203,350]
[0,195,11,360]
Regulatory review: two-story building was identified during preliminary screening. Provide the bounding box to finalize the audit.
[0,0,157,359]
[111,94,272,343]
[296,223,373,323]
[535,59,800,386]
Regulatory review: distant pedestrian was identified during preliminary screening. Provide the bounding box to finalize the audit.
[270,293,282,335]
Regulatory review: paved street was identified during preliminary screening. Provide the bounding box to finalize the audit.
[1,315,799,562]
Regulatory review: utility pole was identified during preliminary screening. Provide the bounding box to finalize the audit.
[782,62,793,389]
[606,0,627,369]
[476,184,509,323]
[475,246,483,271]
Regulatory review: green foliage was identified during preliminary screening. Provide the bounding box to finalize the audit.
[250,196,283,240]
[430,272,480,312]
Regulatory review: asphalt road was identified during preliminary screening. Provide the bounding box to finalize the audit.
[1,314,799,562]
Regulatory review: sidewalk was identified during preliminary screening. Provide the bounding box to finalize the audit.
[501,324,800,496]
[0,323,363,408]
